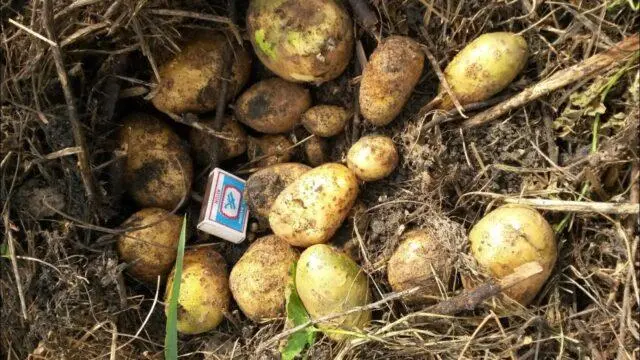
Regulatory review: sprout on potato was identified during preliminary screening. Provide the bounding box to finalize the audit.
[189,116,247,166]
[301,105,350,137]
[347,135,399,182]
[247,134,294,168]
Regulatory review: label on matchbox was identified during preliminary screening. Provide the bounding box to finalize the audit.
[198,168,249,244]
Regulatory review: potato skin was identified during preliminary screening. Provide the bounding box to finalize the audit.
[301,105,350,137]
[229,235,299,321]
[247,0,353,83]
[269,163,359,247]
[189,116,247,166]
[303,136,329,166]
[439,32,528,110]
[468,204,556,305]
[247,135,294,168]
[235,78,311,134]
[347,135,398,181]
[359,36,424,126]
[119,113,181,151]
[152,33,251,114]
[117,208,181,284]
[296,244,370,341]
[165,247,230,334]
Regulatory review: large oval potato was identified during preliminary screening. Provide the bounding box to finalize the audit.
[229,235,299,321]
[347,135,398,181]
[247,134,294,168]
[438,32,528,110]
[117,208,182,284]
[247,0,353,83]
[152,33,251,114]
[235,78,311,134]
[296,244,370,341]
[468,204,556,305]
[359,36,424,126]
[165,247,230,334]
[303,136,329,167]
[301,105,350,137]
[269,163,359,247]
[119,113,181,151]
[189,116,247,166]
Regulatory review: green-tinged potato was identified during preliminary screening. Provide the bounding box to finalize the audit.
[189,116,247,166]
[301,105,350,137]
[359,36,424,126]
[165,247,230,334]
[296,244,371,341]
[247,0,353,83]
[347,135,398,181]
[468,205,556,305]
[303,136,329,166]
[229,235,299,321]
[387,230,452,304]
[269,163,359,247]
[438,32,528,110]
[235,78,311,134]
[245,163,311,221]
[152,33,251,114]
[117,208,181,284]
[247,135,294,168]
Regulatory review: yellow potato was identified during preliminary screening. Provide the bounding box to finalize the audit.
[468,204,556,305]
[359,36,424,126]
[247,134,294,168]
[117,208,182,284]
[301,105,350,137]
[119,113,181,151]
[438,32,528,110]
[152,33,251,114]
[303,136,329,167]
[229,235,299,321]
[247,0,353,83]
[235,78,311,134]
[165,247,230,334]
[296,244,370,341]
[347,135,398,181]
[269,163,359,247]
[189,116,247,166]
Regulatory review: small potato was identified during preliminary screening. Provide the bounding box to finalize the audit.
[269,163,359,247]
[235,78,311,134]
[468,204,556,305]
[117,208,181,284]
[301,105,350,137]
[438,32,528,110]
[296,244,370,341]
[247,135,294,168]
[189,116,247,166]
[359,36,424,126]
[229,235,299,321]
[152,33,251,114]
[247,0,353,83]
[347,135,398,181]
[303,136,329,166]
[165,247,230,334]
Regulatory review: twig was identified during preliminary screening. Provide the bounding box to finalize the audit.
[166,113,235,142]
[8,18,57,46]
[3,213,28,320]
[144,9,242,45]
[421,94,511,130]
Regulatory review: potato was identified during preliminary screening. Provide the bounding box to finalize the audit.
[301,105,350,137]
[189,116,247,166]
[296,244,370,341]
[247,0,353,83]
[247,135,294,168]
[152,33,251,114]
[347,135,398,182]
[269,163,359,247]
[119,113,181,151]
[468,204,556,305]
[387,230,451,304]
[245,163,311,222]
[235,78,311,134]
[438,32,528,110]
[229,235,299,321]
[117,208,181,284]
[303,136,329,166]
[165,247,230,334]
[359,36,424,126]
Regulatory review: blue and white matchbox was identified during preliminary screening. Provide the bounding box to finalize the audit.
[198,168,249,244]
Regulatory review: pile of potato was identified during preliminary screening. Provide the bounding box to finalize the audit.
[114,0,556,340]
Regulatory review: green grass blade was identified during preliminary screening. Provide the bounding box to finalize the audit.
[165,216,187,360]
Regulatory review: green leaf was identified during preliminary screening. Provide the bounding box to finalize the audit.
[281,263,316,360]
[165,216,187,360]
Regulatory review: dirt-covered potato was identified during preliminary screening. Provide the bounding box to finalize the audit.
[245,163,311,222]
[119,113,181,151]
[347,135,398,182]
[468,205,556,305]
[301,105,350,137]
[269,163,359,247]
[165,247,230,334]
[359,36,424,126]
[117,208,181,284]
[438,32,528,110]
[247,134,294,168]
[189,116,247,166]
[229,235,299,321]
[247,0,353,83]
[152,33,251,114]
[303,136,329,166]
[296,244,370,341]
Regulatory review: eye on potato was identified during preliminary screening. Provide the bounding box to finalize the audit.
[247,134,294,168]
[347,135,399,182]
[189,116,247,166]
[301,105,350,137]
[303,136,329,167]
